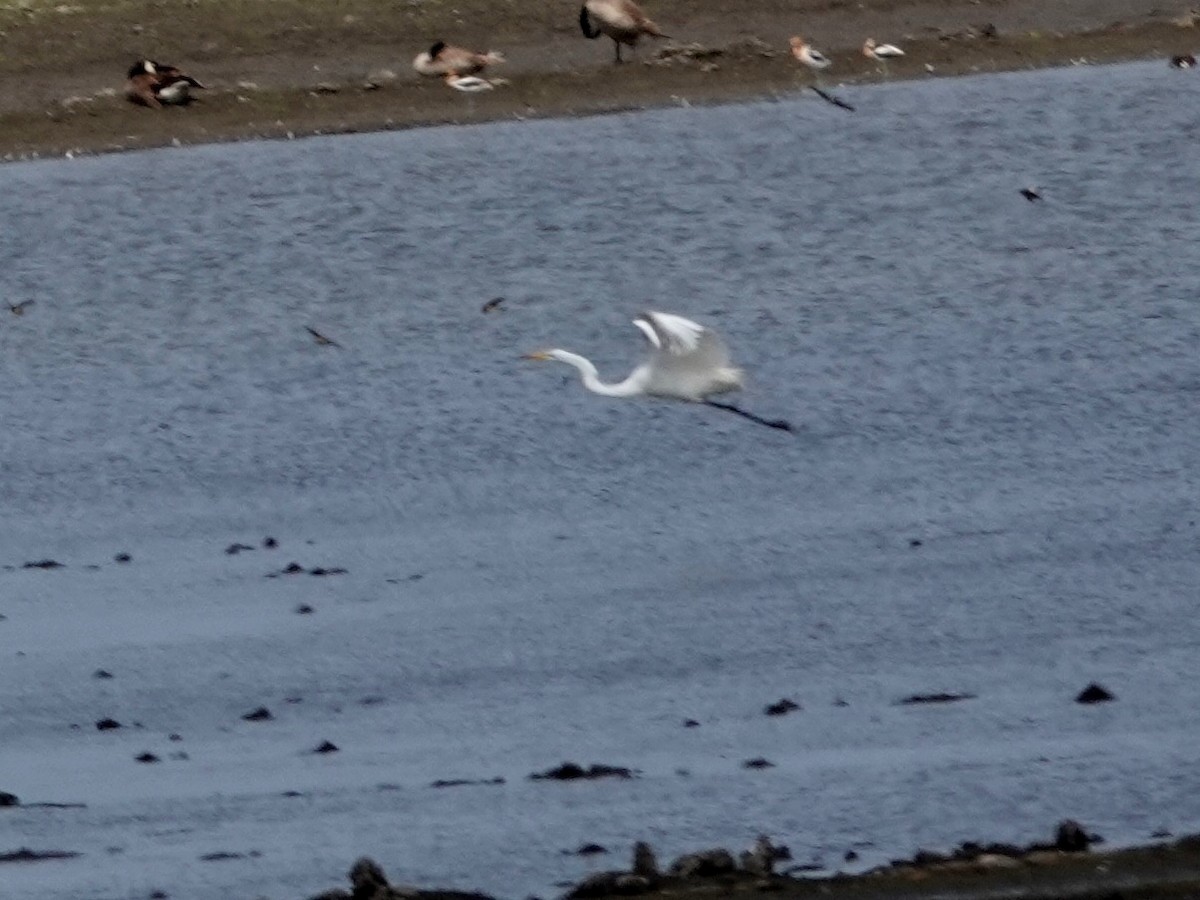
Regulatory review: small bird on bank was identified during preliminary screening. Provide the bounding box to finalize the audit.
[413,41,505,77]
[1020,187,1042,201]
[790,35,831,75]
[523,311,792,431]
[579,0,669,64]
[306,326,342,348]
[862,38,904,75]
[124,59,206,108]
[1170,53,1197,69]
[8,300,34,316]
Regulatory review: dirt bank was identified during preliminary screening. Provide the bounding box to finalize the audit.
[0,0,1197,159]
[307,830,1200,900]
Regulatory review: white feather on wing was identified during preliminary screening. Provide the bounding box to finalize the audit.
[632,312,740,399]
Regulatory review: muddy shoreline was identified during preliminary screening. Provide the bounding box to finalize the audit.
[304,825,1200,900]
[0,0,1197,160]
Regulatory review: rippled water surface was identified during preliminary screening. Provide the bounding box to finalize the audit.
[2,60,1200,900]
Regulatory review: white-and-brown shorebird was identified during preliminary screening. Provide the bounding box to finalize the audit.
[579,0,669,64]
[789,35,831,80]
[862,38,904,76]
[413,41,505,78]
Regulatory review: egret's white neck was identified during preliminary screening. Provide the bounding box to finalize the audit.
[549,350,643,397]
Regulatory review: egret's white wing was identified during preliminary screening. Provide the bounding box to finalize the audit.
[633,312,728,362]
[632,311,739,399]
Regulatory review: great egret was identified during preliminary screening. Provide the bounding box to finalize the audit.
[579,0,669,64]
[523,312,792,431]
[413,41,505,77]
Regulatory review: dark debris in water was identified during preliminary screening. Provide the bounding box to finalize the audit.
[764,697,801,716]
[742,757,775,770]
[200,850,261,861]
[1075,682,1115,704]
[268,562,348,578]
[0,847,82,863]
[529,762,634,781]
[568,843,610,856]
[898,692,978,705]
[430,777,506,789]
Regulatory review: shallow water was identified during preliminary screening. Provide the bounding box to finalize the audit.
[2,60,1200,900]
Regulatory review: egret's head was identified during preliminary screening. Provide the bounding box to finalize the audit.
[521,350,556,362]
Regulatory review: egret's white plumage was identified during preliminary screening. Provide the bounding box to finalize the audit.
[523,312,792,430]
[525,312,740,400]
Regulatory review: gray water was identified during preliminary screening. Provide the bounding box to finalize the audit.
[2,59,1200,900]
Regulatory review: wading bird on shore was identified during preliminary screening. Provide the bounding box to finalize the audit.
[579,0,669,64]
[124,59,206,108]
[522,311,792,431]
[862,38,904,76]
[1170,53,1196,69]
[413,41,505,77]
[789,36,831,77]
[790,35,854,110]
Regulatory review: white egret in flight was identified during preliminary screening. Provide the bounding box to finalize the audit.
[523,311,792,431]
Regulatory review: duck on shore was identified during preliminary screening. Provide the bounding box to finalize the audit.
[124,59,206,108]
[579,0,669,64]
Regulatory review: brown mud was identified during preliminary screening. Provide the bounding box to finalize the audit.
[307,830,1200,900]
[0,0,1197,159]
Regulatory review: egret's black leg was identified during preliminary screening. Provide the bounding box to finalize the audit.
[704,400,793,432]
